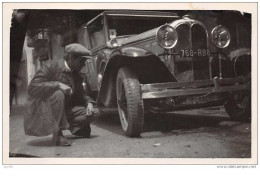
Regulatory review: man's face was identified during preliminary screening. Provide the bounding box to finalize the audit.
[70,54,86,72]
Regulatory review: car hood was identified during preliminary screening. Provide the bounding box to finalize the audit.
[117,17,202,46]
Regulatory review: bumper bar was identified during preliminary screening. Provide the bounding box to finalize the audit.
[141,77,250,99]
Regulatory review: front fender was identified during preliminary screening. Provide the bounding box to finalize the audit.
[110,47,153,59]
[229,48,251,78]
[229,48,251,60]
[97,47,175,106]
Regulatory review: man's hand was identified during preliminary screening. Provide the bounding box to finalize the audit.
[58,82,72,95]
[86,103,94,116]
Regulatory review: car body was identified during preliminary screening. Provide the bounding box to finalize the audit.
[78,10,251,137]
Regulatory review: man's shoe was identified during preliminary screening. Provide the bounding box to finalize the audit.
[73,124,91,138]
[52,131,72,146]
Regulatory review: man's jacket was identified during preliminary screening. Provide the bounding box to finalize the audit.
[24,59,95,136]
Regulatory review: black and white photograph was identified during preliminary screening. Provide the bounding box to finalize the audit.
[2,2,257,165]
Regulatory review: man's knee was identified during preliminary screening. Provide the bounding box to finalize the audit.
[49,90,65,103]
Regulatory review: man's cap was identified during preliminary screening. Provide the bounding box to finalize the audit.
[65,43,92,56]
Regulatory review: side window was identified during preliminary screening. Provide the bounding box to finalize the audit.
[87,16,105,49]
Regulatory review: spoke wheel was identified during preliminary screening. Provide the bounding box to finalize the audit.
[116,67,144,137]
[117,83,128,131]
[224,94,251,122]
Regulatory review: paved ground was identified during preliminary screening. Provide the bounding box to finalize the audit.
[9,106,251,158]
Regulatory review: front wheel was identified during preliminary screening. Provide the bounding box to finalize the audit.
[116,67,144,137]
[224,94,251,122]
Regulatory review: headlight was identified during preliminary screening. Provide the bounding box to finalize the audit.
[156,25,178,49]
[107,39,119,48]
[211,25,231,48]
[110,39,119,47]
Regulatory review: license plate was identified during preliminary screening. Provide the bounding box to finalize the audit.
[183,93,222,105]
[180,49,210,57]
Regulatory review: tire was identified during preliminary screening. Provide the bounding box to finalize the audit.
[116,67,144,137]
[224,94,251,122]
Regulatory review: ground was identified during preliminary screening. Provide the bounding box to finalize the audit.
[9,105,251,158]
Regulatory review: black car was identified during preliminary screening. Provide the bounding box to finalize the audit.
[78,10,251,137]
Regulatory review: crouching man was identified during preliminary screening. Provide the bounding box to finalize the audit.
[24,43,100,146]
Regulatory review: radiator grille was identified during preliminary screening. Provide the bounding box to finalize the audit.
[171,23,209,82]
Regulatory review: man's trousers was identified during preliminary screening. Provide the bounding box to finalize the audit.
[48,90,100,134]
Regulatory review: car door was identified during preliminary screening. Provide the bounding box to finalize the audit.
[78,15,107,92]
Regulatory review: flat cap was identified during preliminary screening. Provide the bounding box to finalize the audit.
[65,43,92,56]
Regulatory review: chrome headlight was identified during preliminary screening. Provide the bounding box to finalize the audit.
[156,25,178,49]
[211,25,231,48]
[110,39,119,47]
[106,38,119,48]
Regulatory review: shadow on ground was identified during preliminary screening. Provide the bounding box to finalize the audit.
[27,134,99,147]
[27,137,55,147]
[94,108,234,137]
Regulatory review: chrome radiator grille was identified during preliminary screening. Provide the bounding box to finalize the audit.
[170,23,209,82]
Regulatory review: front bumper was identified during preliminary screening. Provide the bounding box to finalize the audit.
[141,77,250,99]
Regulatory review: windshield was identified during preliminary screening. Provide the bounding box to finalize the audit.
[107,15,176,40]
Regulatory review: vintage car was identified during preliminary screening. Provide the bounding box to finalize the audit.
[77,10,251,137]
